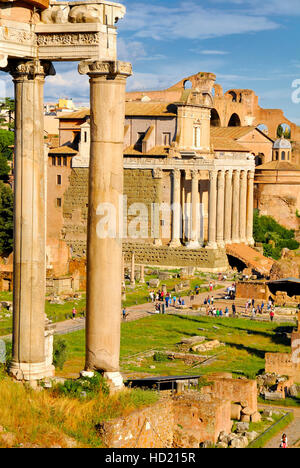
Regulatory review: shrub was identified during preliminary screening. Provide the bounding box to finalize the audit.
[153,352,169,362]
[53,337,68,370]
[53,372,109,400]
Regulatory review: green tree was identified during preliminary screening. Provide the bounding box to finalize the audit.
[253,210,299,260]
[0,181,13,257]
[0,98,15,130]
[0,129,14,160]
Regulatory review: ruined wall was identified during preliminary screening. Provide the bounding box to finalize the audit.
[172,395,231,447]
[266,327,300,383]
[201,377,258,413]
[99,395,231,448]
[236,281,270,300]
[255,183,300,231]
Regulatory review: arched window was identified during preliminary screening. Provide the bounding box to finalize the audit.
[275,151,279,161]
[184,80,192,90]
[281,151,286,161]
[193,126,201,148]
[228,113,241,127]
[211,109,221,127]
[228,91,237,102]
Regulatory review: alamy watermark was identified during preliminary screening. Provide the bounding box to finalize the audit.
[292,79,300,104]
[94,196,204,242]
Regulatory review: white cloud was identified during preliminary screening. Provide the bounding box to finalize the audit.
[120,1,279,41]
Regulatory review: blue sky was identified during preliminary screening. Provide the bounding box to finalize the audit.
[5,0,300,124]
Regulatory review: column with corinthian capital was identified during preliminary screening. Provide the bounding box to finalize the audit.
[216,170,225,248]
[246,170,255,245]
[169,169,182,248]
[78,60,132,388]
[8,59,56,381]
[239,170,248,243]
[207,170,217,249]
[224,169,233,244]
[187,169,200,248]
[231,170,241,243]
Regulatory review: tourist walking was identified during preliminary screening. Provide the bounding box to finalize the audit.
[72,307,76,320]
[232,303,236,317]
[270,309,275,322]
[280,434,288,448]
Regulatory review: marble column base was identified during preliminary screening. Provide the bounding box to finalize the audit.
[169,239,182,248]
[247,238,255,246]
[206,242,217,250]
[103,372,124,393]
[216,241,225,249]
[186,240,200,249]
[9,361,55,381]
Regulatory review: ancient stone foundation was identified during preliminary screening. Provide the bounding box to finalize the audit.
[123,242,229,272]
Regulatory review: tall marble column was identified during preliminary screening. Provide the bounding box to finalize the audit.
[8,59,55,381]
[169,169,181,248]
[130,252,135,286]
[224,170,233,244]
[79,60,132,380]
[152,169,163,246]
[232,170,240,243]
[207,170,217,249]
[140,264,145,284]
[239,170,247,243]
[187,170,200,248]
[246,170,255,245]
[216,170,225,248]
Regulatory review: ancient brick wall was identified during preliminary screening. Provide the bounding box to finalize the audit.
[99,400,174,448]
[236,281,270,300]
[99,395,231,448]
[172,396,231,447]
[265,352,300,382]
[202,377,258,413]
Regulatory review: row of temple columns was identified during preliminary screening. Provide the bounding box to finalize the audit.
[208,169,255,248]
[154,168,254,249]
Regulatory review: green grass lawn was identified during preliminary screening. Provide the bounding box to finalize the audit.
[0,292,87,336]
[56,314,293,379]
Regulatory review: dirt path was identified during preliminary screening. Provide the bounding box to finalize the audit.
[0,282,296,339]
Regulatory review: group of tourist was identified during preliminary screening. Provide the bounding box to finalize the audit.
[245,298,276,321]
[205,302,238,318]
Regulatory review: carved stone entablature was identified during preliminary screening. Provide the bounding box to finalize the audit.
[152,168,163,179]
[37,32,101,46]
[78,59,132,77]
[0,1,126,62]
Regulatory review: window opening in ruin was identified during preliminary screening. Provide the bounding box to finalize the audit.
[163,132,171,146]
[193,126,201,148]
[56,198,62,208]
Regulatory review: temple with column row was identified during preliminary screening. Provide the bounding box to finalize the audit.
[46,71,261,273]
